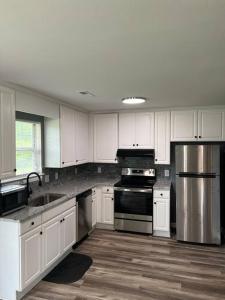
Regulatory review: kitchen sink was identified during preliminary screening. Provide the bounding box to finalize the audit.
[28,193,66,207]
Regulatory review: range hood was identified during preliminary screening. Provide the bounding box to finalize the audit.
[116,149,155,158]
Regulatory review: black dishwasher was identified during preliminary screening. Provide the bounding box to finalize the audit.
[76,189,92,242]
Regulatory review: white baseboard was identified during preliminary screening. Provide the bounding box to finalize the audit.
[153,230,171,238]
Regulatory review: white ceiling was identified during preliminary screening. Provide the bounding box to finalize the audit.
[0,0,225,111]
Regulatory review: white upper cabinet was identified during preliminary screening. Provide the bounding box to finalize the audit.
[154,111,170,164]
[119,113,135,148]
[94,114,118,163]
[45,105,89,168]
[135,112,154,148]
[198,110,224,141]
[171,110,198,141]
[75,111,89,165]
[60,105,76,167]
[171,109,225,141]
[119,112,154,149]
[0,87,16,179]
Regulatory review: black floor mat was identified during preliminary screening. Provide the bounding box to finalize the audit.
[43,253,93,284]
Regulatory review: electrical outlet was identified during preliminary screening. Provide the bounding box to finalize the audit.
[97,166,102,174]
[45,174,49,183]
[164,169,170,177]
[55,172,58,180]
[75,167,78,175]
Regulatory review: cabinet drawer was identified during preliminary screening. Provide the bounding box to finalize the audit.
[19,214,42,235]
[154,190,170,199]
[102,186,114,194]
[42,198,75,223]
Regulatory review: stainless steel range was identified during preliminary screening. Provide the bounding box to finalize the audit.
[114,168,156,234]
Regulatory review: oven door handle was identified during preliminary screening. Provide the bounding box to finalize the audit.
[114,187,152,193]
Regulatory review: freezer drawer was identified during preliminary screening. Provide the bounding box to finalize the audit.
[176,175,221,245]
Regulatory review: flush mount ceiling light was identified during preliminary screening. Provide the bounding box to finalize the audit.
[122,97,146,105]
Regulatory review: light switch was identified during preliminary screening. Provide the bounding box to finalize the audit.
[55,172,58,180]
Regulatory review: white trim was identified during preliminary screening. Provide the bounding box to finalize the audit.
[1,173,45,185]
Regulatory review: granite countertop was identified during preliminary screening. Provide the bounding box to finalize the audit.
[1,175,119,223]
[154,180,171,190]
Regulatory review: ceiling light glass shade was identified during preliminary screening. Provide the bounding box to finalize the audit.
[122,97,146,104]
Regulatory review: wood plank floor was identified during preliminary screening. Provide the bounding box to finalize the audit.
[23,229,225,300]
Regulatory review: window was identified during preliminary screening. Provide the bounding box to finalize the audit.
[16,120,42,175]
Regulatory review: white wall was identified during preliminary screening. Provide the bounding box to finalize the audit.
[16,90,59,119]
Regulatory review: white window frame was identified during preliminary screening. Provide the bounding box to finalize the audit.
[16,119,42,176]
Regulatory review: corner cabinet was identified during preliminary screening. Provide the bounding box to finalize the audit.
[0,86,16,179]
[94,114,118,163]
[171,109,225,141]
[60,105,76,167]
[154,111,170,164]
[45,105,89,168]
[119,112,154,149]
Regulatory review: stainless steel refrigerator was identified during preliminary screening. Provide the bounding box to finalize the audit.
[176,145,221,245]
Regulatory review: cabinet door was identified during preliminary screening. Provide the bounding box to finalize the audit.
[75,111,89,165]
[135,112,154,148]
[42,215,61,270]
[92,194,97,227]
[102,193,114,225]
[0,87,16,179]
[94,114,118,163]
[60,105,75,167]
[61,207,76,253]
[198,110,224,141]
[20,226,42,290]
[96,188,102,223]
[153,199,169,232]
[119,113,135,148]
[154,111,170,164]
[171,110,198,141]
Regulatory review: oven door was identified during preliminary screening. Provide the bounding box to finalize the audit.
[114,187,153,217]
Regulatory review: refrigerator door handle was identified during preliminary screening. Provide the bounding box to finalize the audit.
[177,172,217,178]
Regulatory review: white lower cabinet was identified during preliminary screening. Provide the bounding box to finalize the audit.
[102,193,114,225]
[0,200,76,300]
[94,186,114,228]
[20,226,42,290]
[61,207,76,252]
[42,215,61,270]
[153,189,170,238]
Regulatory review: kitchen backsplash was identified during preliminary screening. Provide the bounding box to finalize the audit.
[43,159,173,185]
